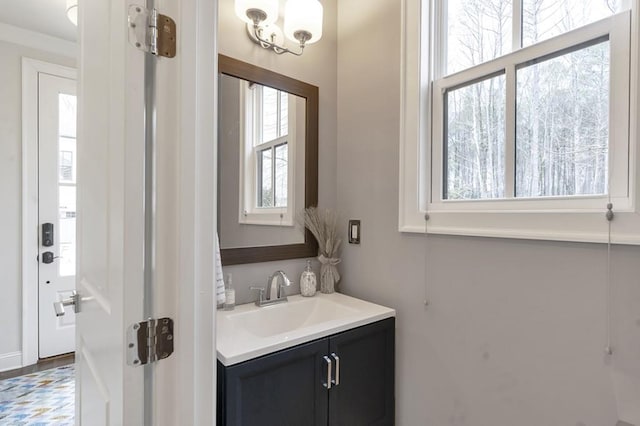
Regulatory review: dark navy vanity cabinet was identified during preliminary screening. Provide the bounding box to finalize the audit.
[217,317,395,426]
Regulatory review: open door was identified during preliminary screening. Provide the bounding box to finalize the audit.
[73,0,146,423]
[69,0,217,424]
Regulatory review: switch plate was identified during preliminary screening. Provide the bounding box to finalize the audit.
[348,220,361,244]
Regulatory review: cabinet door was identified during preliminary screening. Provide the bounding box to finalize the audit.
[328,318,395,426]
[223,338,329,426]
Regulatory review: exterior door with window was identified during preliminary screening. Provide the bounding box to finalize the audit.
[38,72,77,359]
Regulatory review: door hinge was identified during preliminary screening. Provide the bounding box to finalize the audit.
[127,317,174,366]
[128,5,176,58]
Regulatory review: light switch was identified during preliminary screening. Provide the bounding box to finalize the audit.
[348,220,361,244]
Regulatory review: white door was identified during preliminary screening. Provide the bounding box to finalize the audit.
[69,0,217,423]
[38,73,77,359]
[74,0,145,423]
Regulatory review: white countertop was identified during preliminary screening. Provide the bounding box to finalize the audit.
[216,292,396,366]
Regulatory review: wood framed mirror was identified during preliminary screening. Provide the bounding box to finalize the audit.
[218,54,318,265]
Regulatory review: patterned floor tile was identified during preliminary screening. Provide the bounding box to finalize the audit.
[0,365,74,425]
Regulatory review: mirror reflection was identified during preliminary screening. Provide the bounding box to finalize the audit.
[217,55,318,265]
[218,74,307,250]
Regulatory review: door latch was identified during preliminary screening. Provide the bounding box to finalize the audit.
[41,251,59,264]
[53,291,79,317]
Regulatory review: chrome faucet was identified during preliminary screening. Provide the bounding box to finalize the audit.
[268,270,291,299]
[251,270,292,306]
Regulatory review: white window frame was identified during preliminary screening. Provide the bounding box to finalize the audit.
[238,82,297,226]
[399,0,640,244]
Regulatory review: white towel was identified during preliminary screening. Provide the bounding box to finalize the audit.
[215,233,226,306]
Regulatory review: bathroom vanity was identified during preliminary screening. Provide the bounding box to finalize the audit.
[216,293,395,425]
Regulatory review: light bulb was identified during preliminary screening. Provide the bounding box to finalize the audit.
[284,0,323,45]
[66,0,78,26]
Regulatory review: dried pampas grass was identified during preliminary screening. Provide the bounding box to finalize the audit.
[300,207,342,258]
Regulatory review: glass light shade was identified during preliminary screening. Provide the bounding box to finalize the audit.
[235,0,279,25]
[284,0,323,44]
[66,0,78,26]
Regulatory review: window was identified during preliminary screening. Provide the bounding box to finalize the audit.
[399,0,640,242]
[58,93,77,276]
[256,86,289,208]
[239,82,297,226]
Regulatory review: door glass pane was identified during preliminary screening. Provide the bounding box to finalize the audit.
[516,41,609,197]
[274,143,288,207]
[262,87,278,142]
[522,0,619,46]
[58,93,77,277]
[445,74,506,200]
[59,137,76,183]
[59,185,76,276]
[446,0,512,75]
[59,93,77,138]
[258,147,273,207]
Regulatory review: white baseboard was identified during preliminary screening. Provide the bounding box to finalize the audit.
[0,351,23,373]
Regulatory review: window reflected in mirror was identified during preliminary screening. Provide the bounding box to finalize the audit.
[218,74,306,250]
[217,54,318,265]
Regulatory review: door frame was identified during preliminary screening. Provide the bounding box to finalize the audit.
[168,0,218,422]
[21,57,77,368]
[20,0,218,420]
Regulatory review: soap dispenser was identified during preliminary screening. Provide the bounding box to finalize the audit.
[224,273,235,310]
[300,260,317,297]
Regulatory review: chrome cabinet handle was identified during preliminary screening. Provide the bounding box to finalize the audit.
[322,355,332,389]
[331,353,340,386]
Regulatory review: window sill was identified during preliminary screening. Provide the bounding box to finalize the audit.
[400,210,640,245]
[239,218,295,227]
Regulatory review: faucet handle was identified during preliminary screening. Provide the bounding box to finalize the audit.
[250,286,266,303]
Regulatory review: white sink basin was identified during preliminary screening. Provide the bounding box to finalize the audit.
[217,292,395,366]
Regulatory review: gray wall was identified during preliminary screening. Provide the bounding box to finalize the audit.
[218,0,337,302]
[0,39,75,366]
[336,0,640,425]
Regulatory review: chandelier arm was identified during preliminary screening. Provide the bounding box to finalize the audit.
[252,25,305,56]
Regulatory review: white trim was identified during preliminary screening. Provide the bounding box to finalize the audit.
[238,84,297,226]
[0,351,23,373]
[21,58,77,368]
[173,0,217,423]
[0,23,76,58]
[399,1,640,244]
[399,0,430,230]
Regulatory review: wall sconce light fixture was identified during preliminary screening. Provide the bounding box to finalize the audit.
[235,0,323,56]
[66,0,78,26]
